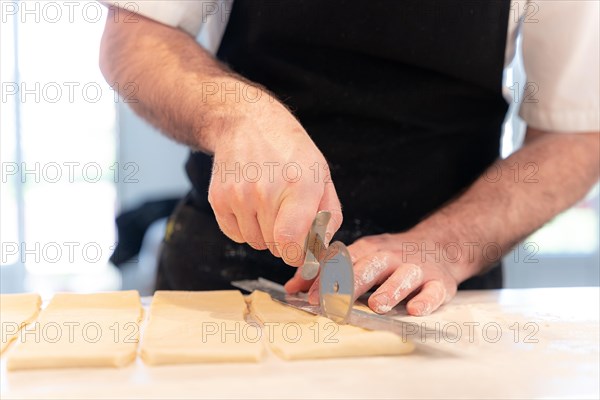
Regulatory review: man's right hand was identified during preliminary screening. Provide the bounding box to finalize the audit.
[207,90,343,267]
[100,9,342,268]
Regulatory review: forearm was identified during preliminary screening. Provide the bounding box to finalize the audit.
[99,9,256,153]
[415,128,600,282]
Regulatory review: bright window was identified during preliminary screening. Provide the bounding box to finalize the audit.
[1,1,120,295]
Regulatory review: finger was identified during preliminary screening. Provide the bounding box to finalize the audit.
[318,181,343,246]
[368,263,424,314]
[208,185,244,243]
[235,211,267,250]
[213,212,244,243]
[347,238,377,264]
[307,275,321,305]
[273,191,320,267]
[405,280,447,316]
[284,267,315,294]
[352,252,396,298]
[257,205,281,257]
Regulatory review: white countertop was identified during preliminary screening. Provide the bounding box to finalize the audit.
[1,287,599,399]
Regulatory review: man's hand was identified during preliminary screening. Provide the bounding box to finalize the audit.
[208,96,343,266]
[285,129,599,315]
[342,233,458,315]
[286,231,459,316]
[99,9,342,265]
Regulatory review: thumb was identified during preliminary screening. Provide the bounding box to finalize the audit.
[318,181,343,245]
[284,267,316,294]
[273,191,320,267]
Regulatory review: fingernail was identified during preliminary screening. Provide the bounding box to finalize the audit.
[371,292,392,314]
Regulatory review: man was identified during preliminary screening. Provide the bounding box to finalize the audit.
[100,1,599,316]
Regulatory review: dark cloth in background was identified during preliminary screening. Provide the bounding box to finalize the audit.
[110,198,180,267]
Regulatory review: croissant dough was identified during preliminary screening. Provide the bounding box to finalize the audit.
[0,293,42,354]
[248,291,414,360]
[7,291,143,370]
[140,290,262,365]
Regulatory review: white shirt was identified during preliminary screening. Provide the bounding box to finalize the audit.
[105,0,600,133]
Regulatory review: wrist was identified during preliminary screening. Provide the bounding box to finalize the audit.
[410,215,484,283]
[191,77,279,153]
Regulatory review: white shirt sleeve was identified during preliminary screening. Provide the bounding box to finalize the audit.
[101,0,232,53]
[518,0,600,132]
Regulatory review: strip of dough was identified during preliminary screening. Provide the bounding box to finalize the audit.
[7,291,143,370]
[0,293,42,354]
[248,291,414,360]
[140,290,262,365]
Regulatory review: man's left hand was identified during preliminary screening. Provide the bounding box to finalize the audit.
[284,231,460,316]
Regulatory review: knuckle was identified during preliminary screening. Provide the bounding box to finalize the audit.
[208,185,228,209]
[443,281,457,302]
[376,250,395,260]
[255,182,273,204]
[231,183,250,204]
[207,186,218,205]
[330,210,343,228]
[274,219,303,241]
[353,236,372,248]
[379,233,394,241]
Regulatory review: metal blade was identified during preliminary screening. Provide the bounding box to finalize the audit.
[319,241,354,324]
[232,278,457,345]
[232,278,319,314]
[300,210,331,280]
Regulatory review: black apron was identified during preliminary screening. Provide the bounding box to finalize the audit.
[157,0,510,291]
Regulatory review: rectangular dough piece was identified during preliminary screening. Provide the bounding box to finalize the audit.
[6,291,143,370]
[140,290,262,365]
[248,291,414,360]
[1,293,42,354]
